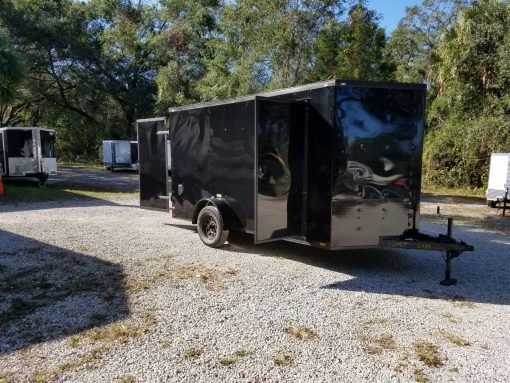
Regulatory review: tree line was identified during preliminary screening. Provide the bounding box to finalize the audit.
[1,0,509,188]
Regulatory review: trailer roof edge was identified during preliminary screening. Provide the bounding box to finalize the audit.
[167,80,426,113]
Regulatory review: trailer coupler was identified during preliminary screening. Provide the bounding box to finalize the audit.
[379,218,474,286]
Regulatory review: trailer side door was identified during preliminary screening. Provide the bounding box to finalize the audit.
[255,97,307,243]
[137,118,169,212]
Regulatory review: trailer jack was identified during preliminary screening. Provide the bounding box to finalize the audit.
[380,217,474,285]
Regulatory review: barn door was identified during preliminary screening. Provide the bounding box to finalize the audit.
[137,118,169,212]
[255,97,308,243]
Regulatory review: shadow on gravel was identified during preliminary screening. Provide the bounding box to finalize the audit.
[226,224,510,306]
[0,230,129,354]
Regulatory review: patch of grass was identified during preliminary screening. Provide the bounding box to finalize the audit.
[0,182,135,204]
[412,340,443,367]
[413,368,429,383]
[118,375,136,383]
[364,346,383,355]
[68,336,79,348]
[393,361,407,373]
[197,269,226,291]
[375,334,397,350]
[273,353,292,367]
[219,357,236,366]
[286,325,316,340]
[160,340,172,349]
[85,323,141,344]
[183,347,202,360]
[31,345,111,382]
[440,312,459,324]
[0,372,17,383]
[358,318,392,330]
[234,349,250,357]
[449,298,475,309]
[421,184,484,198]
[439,331,470,347]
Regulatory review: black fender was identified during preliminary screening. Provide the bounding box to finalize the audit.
[192,197,244,231]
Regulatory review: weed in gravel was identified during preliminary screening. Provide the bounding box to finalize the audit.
[68,336,79,348]
[439,331,470,347]
[234,349,251,357]
[224,268,238,276]
[393,361,408,373]
[449,367,459,373]
[448,296,475,309]
[440,312,459,324]
[86,323,141,344]
[33,345,112,382]
[273,353,292,367]
[183,347,203,360]
[118,375,136,383]
[219,357,236,366]
[413,368,429,383]
[364,346,383,355]
[0,372,17,383]
[286,325,316,340]
[31,370,56,383]
[358,318,392,330]
[175,264,198,279]
[160,340,172,349]
[197,269,226,291]
[412,340,443,367]
[375,334,397,350]
[480,343,489,349]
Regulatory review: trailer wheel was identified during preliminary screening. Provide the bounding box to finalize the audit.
[197,206,229,247]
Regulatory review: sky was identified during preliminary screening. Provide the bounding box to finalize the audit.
[367,0,423,32]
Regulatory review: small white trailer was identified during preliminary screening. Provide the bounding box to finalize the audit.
[486,153,510,208]
[102,140,138,171]
[0,127,57,185]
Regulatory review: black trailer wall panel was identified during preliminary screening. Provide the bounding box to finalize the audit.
[170,101,256,230]
[137,119,169,211]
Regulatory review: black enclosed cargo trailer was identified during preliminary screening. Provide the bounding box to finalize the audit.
[137,80,473,284]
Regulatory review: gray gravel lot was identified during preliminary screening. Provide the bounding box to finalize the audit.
[50,167,139,192]
[0,196,509,383]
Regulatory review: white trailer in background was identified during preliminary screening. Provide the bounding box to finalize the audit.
[102,139,171,173]
[486,153,510,208]
[0,127,57,185]
[102,140,139,171]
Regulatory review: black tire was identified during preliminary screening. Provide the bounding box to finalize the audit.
[197,206,229,247]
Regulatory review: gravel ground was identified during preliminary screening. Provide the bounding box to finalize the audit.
[1,196,509,383]
[50,167,139,192]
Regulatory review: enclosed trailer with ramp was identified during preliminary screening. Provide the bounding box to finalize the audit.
[137,80,473,284]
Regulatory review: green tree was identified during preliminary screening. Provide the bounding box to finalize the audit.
[424,0,510,187]
[387,0,471,85]
[0,29,24,104]
[312,3,392,81]
[0,0,166,159]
